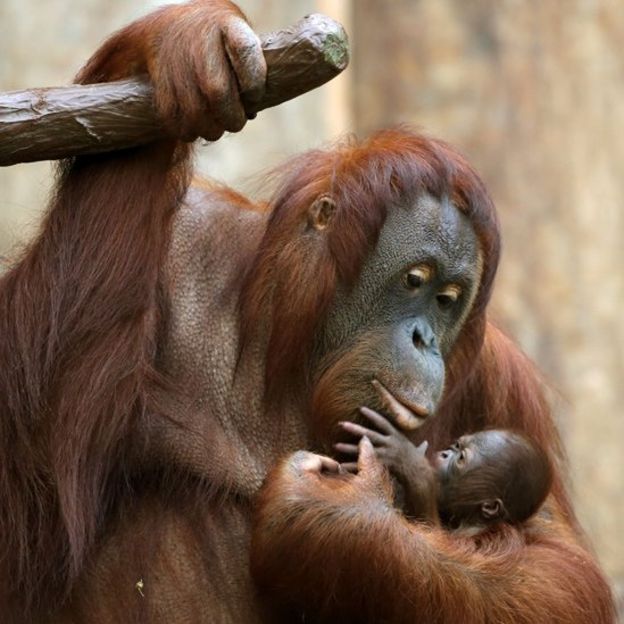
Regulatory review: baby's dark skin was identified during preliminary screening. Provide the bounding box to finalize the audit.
[336,408,553,528]
[335,407,439,523]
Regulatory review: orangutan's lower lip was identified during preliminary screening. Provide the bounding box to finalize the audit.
[371,379,429,431]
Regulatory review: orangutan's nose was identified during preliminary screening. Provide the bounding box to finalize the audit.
[412,318,437,350]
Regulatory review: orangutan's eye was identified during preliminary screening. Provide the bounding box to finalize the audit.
[436,285,462,309]
[404,265,432,290]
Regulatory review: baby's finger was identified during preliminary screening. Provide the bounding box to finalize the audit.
[334,442,359,456]
[359,406,396,435]
[338,421,385,445]
[415,440,429,456]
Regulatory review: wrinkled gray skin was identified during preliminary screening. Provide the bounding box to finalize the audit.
[51,5,482,623]
[156,191,481,495]
[317,194,482,424]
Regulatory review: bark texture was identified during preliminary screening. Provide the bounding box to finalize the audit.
[0,14,348,165]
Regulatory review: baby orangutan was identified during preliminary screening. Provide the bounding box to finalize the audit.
[336,408,553,529]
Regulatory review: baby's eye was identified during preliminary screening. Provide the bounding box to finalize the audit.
[457,450,466,465]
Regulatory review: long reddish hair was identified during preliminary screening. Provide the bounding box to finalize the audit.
[240,127,573,518]
[240,127,500,396]
[0,141,191,616]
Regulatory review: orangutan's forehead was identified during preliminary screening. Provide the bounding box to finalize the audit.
[370,193,481,282]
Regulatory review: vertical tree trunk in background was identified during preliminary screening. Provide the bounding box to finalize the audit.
[353,0,624,608]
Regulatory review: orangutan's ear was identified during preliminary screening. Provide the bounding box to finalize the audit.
[308,195,336,231]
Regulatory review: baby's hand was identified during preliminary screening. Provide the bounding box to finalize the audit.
[335,407,428,477]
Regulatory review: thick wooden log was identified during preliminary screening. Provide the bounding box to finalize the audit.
[0,13,349,166]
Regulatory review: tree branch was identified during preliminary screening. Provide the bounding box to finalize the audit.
[0,13,349,166]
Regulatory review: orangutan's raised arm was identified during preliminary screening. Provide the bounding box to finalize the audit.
[74,0,266,141]
[1,0,286,610]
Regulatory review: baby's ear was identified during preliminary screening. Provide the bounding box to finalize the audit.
[480,498,505,521]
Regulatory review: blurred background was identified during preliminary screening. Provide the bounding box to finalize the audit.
[1,0,622,616]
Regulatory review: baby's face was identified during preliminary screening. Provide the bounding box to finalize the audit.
[432,430,512,484]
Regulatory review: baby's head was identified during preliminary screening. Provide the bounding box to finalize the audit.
[433,429,552,528]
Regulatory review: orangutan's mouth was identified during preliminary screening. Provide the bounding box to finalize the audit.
[371,379,429,431]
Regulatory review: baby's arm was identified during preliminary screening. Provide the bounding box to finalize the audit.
[336,408,440,524]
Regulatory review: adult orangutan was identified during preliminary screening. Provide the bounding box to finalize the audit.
[0,1,615,623]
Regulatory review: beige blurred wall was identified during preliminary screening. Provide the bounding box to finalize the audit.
[1,0,622,615]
